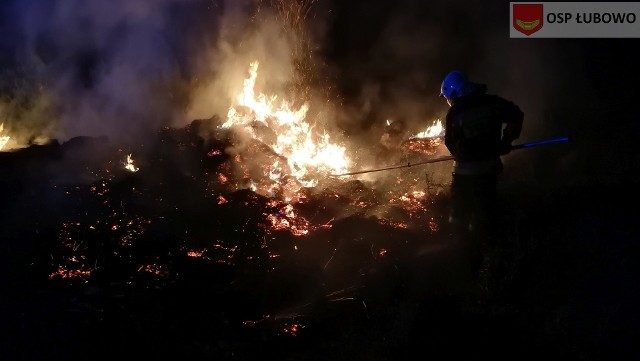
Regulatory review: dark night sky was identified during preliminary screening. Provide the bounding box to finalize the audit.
[0,0,638,185]
[323,0,640,185]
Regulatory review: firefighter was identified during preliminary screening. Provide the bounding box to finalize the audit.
[439,70,523,280]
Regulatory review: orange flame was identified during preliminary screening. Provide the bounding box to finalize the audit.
[0,123,10,151]
[411,119,444,139]
[124,154,139,172]
[222,61,350,193]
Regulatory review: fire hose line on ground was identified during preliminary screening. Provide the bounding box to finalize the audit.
[329,136,570,177]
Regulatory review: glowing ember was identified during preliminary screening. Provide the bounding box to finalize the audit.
[139,263,169,277]
[187,250,205,258]
[410,119,444,139]
[49,264,93,281]
[217,195,229,205]
[0,123,10,151]
[265,203,310,236]
[221,61,350,191]
[377,218,409,229]
[428,218,440,232]
[389,191,428,217]
[218,173,229,184]
[124,154,139,172]
[282,323,304,336]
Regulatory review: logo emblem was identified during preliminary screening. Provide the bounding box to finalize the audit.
[513,4,544,35]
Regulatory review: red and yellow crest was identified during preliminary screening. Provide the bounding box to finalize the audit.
[513,4,544,35]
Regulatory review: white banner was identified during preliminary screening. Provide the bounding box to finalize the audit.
[510,2,640,38]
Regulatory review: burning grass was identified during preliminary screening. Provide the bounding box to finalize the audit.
[0,57,627,361]
[0,123,9,150]
[1,112,450,292]
[0,58,453,342]
[0,1,635,358]
[0,39,454,356]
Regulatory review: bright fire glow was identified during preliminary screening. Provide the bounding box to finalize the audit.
[265,203,310,236]
[124,154,139,172]
[221,61,350,190]
[0,123,10,151]
[410,119,444,139]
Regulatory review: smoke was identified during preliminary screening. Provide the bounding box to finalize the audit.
[0,0,630,187]
[186,0,356,195]
[316,0,612,188]
[186,4,299,124]
[0,0,223,147]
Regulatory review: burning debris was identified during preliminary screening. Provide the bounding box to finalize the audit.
[124,154,140,173]
[401,119,445,155]
[0,11,459,346]
[0,0,605,359]
[410,119,444,140]
[22,111,450,306]
[0,123,10,151]
[220,61,351,199]
[0,56,457,329]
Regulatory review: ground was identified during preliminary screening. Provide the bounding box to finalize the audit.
[0,131,638,361]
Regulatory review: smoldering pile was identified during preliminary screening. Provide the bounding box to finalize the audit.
[0,116,453,335]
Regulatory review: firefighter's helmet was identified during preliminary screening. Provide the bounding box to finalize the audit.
[439,70,470,106]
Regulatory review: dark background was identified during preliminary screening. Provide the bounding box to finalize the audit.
[322,0,638,187]
[1,1,639,360]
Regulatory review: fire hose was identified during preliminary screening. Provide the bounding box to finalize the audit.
[329,136,570,177]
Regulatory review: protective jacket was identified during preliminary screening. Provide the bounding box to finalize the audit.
[444,84,523,175]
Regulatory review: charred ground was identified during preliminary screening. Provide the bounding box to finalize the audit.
[1,117,638,361]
